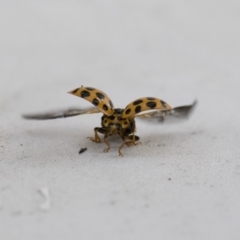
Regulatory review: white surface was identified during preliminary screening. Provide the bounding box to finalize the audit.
[1,0,240,240]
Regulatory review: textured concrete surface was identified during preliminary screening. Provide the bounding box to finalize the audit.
[1,1,240,239]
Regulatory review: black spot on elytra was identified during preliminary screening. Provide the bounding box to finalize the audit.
[135,106,142,113]
[124,121,128,125]
[96,92,105,99]
[103,104,108,111]
[109,100,114,108]
[161,100,167,107]
[109,115,115,120]
[146,101,157,109]
[81,90,90,98]
[72,88,79,94]
[126,109,131,115]
[86,87,95,90]
[133,99,143,105]
[117,116,122,121]
[114,108,123,114]
[147,97,156,100]
[92,98,99,106]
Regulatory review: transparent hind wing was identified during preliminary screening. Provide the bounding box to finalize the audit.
[22,107,101,120]
[136,100,197,124]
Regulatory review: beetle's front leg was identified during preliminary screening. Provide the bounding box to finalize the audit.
[103,132,111,153]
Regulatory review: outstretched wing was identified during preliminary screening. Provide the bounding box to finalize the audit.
[22,107,101,120]
[68,86,114,116]
[135,100,197,124]
[122,97,172,118]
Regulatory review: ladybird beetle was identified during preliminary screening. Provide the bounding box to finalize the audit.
[23,86,196,157]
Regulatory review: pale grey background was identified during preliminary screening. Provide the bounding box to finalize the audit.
[0,0,240,240]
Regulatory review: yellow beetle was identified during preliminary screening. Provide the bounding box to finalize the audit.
[23,86,196,156]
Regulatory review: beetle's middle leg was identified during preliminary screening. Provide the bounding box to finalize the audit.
[88,127,107,143]
[125,134,141,146]
[118,133,141,157]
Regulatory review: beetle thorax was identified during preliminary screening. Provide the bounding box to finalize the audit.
[101,108,130,134]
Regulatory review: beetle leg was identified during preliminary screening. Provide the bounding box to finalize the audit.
[103,132,111,153]
[118,134,141,156]
[125,134,141,147]
[118,142,125,157]
[88,127,107,143]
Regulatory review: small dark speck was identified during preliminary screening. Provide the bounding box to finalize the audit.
[168,178,172,181]
[79,148,87,154]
